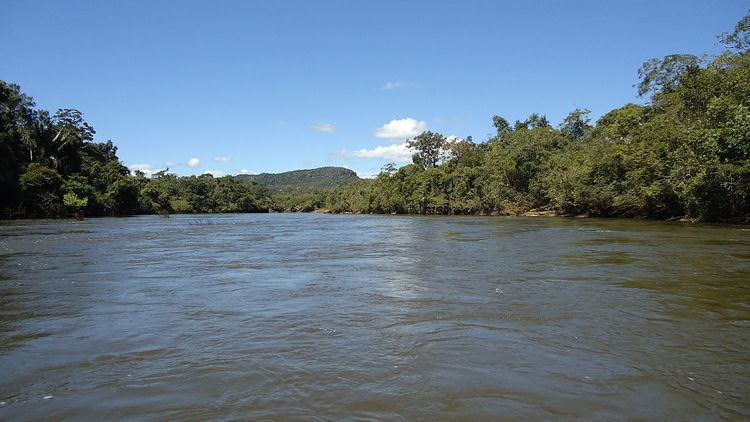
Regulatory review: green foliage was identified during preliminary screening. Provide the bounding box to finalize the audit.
[492,115,511,138]
[637,54,704,98]
[63,192,88,208]
[136,174,273,215]
[684,162,750,220]
[507,113,552,132]
[271,189,327,212]
[0,81,36,214]
[560,109,592,140]
[720,10,750,51]
[235,167,359,190]
[19,163,63,216]
[407,131,447,169]
[63,192,88,219]
[310,12,750,223]
[523,113,551,130]
[0,82,273,218]
[1,11,748,223]
[106,177,142,215]
[594,104,649,142]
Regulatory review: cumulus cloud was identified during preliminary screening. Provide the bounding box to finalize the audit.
[213,156,231,162]
[187,158,201,168]
[312,123,336,133]
[356,171,379,179]
[338,142,413,162]
[204,169,226,177]
[128,163,158,177]
[373,118,427,140]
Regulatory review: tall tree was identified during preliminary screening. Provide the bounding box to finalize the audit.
[0,81,36,212]
[526,113,551,129]
[492,115,511,139]
[637,54,703,97]
[560,109,592,140]
[719,10,749,51]
[408,131,446,169]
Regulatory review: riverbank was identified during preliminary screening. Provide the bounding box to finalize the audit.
[3,203,746,224]
[12,209,734,224]
[311,208,734,224]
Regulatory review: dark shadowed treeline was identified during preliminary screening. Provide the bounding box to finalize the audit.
[1,13,748,222]
[319,14,750,222]
[0,87,272,218]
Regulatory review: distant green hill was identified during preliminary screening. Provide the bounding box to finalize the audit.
[235,166,361,190]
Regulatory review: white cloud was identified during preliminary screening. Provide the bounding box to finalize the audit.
[204,169,226,177]
[213,156,231,162]
[356,171,379,179]
[128,163,158,177]
[164,161,178,168]
[338,142,413,162]
[373,118,427,140]
[187,158,201,168]
[312,122,336,133]
[238,169,254,175]
[383,81,404,90]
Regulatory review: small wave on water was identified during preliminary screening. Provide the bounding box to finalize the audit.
[0,214,748,420]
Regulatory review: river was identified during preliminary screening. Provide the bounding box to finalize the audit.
[1,214,748,420]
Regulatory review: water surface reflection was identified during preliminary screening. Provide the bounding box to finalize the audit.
[0,215,748,420]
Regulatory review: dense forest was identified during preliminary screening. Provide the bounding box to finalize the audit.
[235,167,360,190]
[1,13,748,222]
[233,167,360,212]
[0,92,274,218]
[320,14,750,223]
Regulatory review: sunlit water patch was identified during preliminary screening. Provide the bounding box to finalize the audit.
[0,214,748,420]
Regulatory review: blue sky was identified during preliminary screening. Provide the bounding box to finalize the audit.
[2,1,747,178]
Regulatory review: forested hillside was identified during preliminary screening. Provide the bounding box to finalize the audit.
[235,167,360,190]
[1,12,747,221]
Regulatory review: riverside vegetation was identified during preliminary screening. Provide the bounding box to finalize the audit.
[1,13,749,222]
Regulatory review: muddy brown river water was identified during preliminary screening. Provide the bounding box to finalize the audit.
[0,214,748,420]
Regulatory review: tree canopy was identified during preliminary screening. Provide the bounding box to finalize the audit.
[320,12,750,223]
[1,11,748,223]
[0,82,272,218]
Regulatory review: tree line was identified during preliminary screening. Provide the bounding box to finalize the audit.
[1,12,748,222]
[317,13,750,222]
[0,89,272,218]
